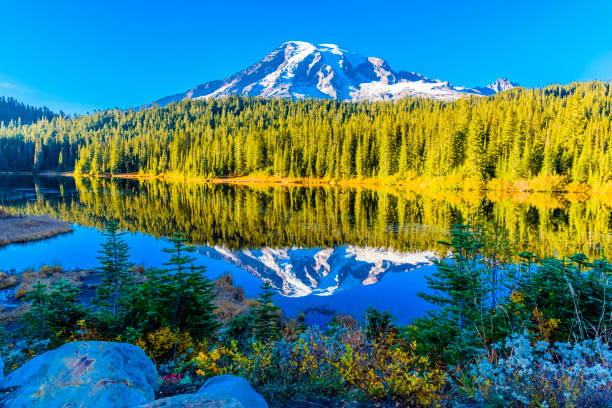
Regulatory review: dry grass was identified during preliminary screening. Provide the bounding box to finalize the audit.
[0,303,30,324]
[0,265,95,299]
[212,274,250,322]
[0,272,19,290]
[0,215,72,247]
[17,267,94,299]
[0,265,97,325]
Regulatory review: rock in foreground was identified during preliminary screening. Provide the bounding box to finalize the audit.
[139,375,268,408]
[198,375,268,408]
[137,394,247,408]
[0,341,158,408]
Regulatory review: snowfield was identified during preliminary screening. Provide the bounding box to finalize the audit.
[148,41,518,107]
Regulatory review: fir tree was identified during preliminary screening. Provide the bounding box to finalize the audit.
[22,281,49,339]
[96,221,134,322]
[46,279,87,344]
[413,223,489,364]
[254,280,282,341]
[160,233,219,339]
[365,307,396,341]
[127,266,165,334]
[22,279,86,344]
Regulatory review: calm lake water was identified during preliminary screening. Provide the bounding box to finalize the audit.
[0,175,610,325]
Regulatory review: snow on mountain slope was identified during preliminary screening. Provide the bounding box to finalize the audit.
[199,245,435,297]
[147,41,518,106]
[473,77,520,95]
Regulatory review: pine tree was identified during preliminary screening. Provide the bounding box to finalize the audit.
[127,267,165,334]
[414,223,488,364]
[465,115,487,180]
[365,307,396,341]
[22,281,49,339]
[160,233,219,339]
[46,279,87,344]
[254,280,281,341]
[58,149,64,170]
[340,133,353,178]
[95,221,134,322]
[33,139,43,172]
[22,279,86,344]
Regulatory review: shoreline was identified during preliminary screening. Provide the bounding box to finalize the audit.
[3,171,611,201]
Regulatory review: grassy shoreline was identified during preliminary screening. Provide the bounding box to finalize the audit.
[0,214,72,248]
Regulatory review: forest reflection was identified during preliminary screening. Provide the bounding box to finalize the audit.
[0,175,610,259]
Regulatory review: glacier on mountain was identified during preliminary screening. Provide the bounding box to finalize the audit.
[149,41,518,107]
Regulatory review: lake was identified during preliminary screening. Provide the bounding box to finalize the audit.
[0,174,610,325]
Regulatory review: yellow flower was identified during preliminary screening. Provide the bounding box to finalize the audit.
[510,290,525,304]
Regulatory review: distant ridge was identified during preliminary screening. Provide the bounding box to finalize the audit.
[146,41,518,107]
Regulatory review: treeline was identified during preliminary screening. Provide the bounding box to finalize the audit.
[0,96,58,171]
[1,82,611,185]
[0,96,56,126]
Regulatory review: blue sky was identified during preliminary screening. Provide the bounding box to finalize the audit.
[1,0,612,114]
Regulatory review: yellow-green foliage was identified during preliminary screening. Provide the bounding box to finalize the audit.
[135,327,202,364]
[333,338,445,406]
[193,330,445,406]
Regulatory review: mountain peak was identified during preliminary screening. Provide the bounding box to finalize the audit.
[147,42,517,107]
[487,78,520,92]
[281,40,314,47]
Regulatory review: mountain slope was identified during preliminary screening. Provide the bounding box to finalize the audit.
[148,41,518,106]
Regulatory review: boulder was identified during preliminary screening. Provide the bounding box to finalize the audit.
[135,394,245,408]
[0,341,158,408]
[197,375,268,408]
[136,375,268,408]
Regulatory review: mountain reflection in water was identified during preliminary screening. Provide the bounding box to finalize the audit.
[0,175,610,323]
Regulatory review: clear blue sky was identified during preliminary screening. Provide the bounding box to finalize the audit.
[1,0,612,114]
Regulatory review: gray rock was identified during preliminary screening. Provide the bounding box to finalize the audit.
[136,375,268,408]
[136,394,245,408]
[198,375,268,408]
[0,341,158,408]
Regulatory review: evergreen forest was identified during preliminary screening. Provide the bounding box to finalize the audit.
[0,82,611,189]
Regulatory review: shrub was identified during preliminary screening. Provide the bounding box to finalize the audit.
[213,274,249,323]
[0,271,18,290]
[333,336,446,406]
[528,175,569,193]
[470,331,612,407]
[364,306,396,341]
[193,328,446,406]
[135,326,201,365]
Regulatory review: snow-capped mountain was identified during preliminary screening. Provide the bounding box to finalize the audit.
[474,78,520,95]
[149,41,518,106]
[199,245,434,297]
